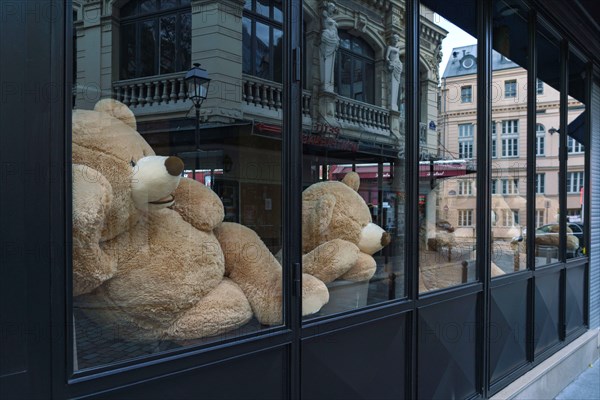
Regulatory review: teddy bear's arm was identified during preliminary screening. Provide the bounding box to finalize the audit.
[72,164,117,296]
[172,177,224,232]
[302,239,361,284]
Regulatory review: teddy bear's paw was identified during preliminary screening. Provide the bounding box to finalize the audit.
[302,239,360,283]
[172,178,225,232]
[339,252,377,282]
[163,278,253,340]
[302,274,329,316]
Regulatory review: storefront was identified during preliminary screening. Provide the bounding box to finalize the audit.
[1,0,599,398]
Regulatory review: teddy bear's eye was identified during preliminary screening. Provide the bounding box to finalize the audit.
[130,159,136,167]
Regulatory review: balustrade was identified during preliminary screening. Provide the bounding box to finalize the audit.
[112,72,187,108]
[334,97,390,131]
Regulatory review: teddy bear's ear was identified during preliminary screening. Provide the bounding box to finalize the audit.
[342,172,360,191]
[94,99,137,131]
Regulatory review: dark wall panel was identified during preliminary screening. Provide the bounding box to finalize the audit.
[490,280,528,383]
[302,314,407,400]
[589,80,600,329]
[565,265,586,334]
[418,295,478,400]
[97,347,287,400]
[534,272,561,355]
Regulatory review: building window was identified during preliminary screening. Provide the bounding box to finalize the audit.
[243,0,284,83]
[502,178,519,195]
[491,179,497,195]
[491,121,497,158]
[536,78,544,94]
[501,120,519,157]
[461,85,472,103]
[458,210,473,227]
[536,124,545,156]
[458,180,472,195]
[536,173,545,194]
[335,31,375,104]
[458,123,474,159]
[119,0,191,80]
[567,137,584,153]
[567,171,584,193]
[505,79,517,98]
[535,209,545,227]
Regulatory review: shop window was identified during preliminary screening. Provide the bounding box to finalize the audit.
[73,0,287,370]
[458,123,474,158]
[504,79,517,98]
[461,85,472,103]
[119,0,191,80]
[242,0,284,83]
[335,31,375,104]
[536,124,545,156]
[501,119,519,157]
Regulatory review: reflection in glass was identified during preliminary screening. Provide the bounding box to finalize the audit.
[72,0,287,370]
[301,2,412,318]
[565,49,587,258]
[535,23,561,266]
[421,3,480,292]
[490,0,528,275]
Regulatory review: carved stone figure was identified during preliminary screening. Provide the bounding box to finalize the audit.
[320,2,339,93]
[386,34,403,112]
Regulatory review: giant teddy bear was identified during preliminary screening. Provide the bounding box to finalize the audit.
[72,99,329,340]
[301,172,391,287]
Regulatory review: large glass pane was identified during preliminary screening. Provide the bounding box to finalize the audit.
[565,49,587,258]
[490,0,528,275]
[301,2,407,319]
[72,0,285,370]
[420,0,479,292]
[535,22,561,266]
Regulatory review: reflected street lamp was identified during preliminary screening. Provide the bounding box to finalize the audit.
[184,63,211,179]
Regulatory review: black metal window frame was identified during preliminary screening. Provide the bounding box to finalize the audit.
[119,0,191,79]
[24,0,593,399]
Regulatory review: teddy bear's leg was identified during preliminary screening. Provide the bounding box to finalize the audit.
[215,222,329,325]
[302,273,330,315]
[339,252,377,282]
[164,278,253,340]
[302,239,360,284]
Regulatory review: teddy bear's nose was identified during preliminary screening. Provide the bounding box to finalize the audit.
[165,156,184,176]
[381,231,391,247]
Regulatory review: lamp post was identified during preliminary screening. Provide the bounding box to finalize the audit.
[184,63,211,179]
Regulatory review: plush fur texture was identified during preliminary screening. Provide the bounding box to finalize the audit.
[215,222,329,324]
[301,173,390,290]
